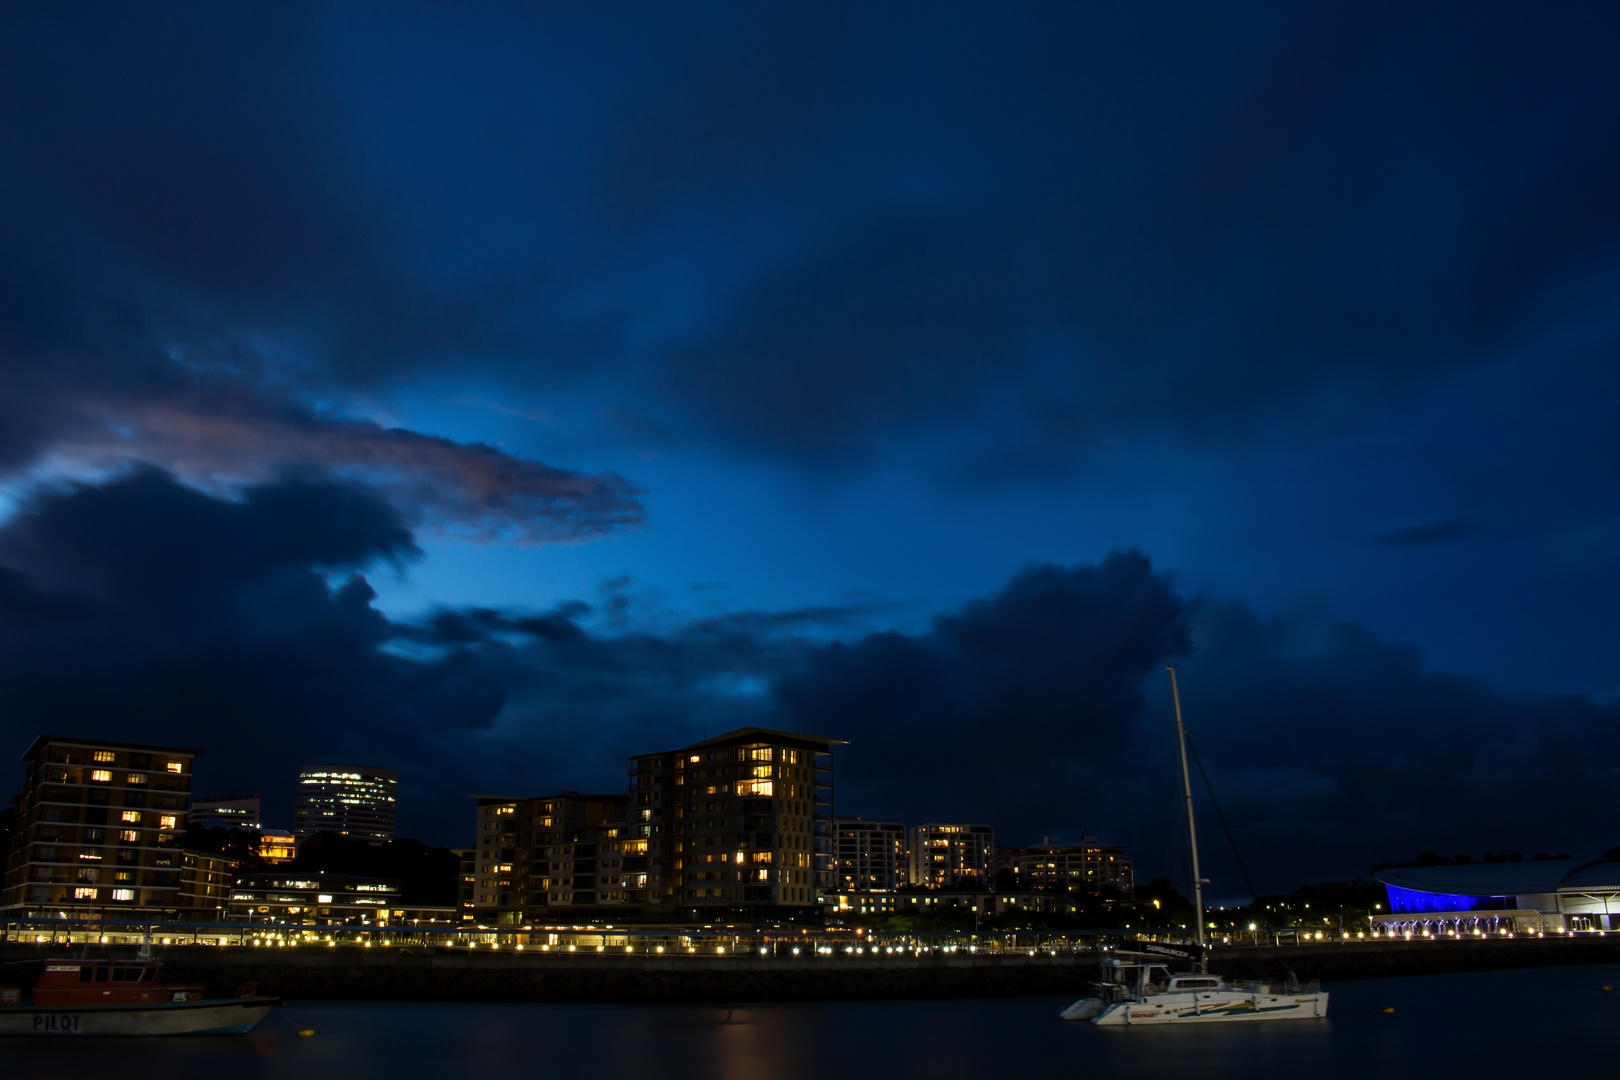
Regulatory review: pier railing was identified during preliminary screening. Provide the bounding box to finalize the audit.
[0,917,1603,956]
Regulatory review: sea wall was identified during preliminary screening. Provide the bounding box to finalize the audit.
[4,936,1618,1003]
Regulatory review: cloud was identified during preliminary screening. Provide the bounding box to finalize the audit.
[4,3,1618,480]
[2,471,1617,890]
[1372,518,1477,546]
[54,389,646,544]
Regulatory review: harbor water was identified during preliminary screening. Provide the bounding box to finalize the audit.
[2,962,1613,1078]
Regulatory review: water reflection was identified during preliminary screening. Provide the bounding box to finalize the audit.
[0,964,1615,1079]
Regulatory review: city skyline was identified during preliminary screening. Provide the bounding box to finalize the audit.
[0,5,1618,892]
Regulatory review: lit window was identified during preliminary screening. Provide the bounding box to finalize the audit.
[119,830,139,842]
[121,811,141,823]
[91,770,112,783]
[126,773,147,785]
[93,751,115,763]
[159,815,177,830]
[74,887,97,899]
[165,761,183,773]
[112,889,135,901]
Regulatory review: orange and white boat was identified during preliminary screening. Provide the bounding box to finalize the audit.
[0,958,280,1036]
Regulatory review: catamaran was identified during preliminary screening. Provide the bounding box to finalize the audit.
[1060,667,1329,1025]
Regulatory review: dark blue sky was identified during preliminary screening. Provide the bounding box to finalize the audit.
[2,2,1618,892]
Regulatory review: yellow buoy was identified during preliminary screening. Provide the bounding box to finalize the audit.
[1380,1007,1395,1014]
[298,1029,316,1037]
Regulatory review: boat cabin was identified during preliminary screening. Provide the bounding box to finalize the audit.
[0,960,203,1007]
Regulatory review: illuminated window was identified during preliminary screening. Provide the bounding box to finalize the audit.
[126,773,147,785]
[119,830,139,842]
[159,815,177,830]
[121,811,141,823]
[93,751,115,763]
[165,761,183,773]
[91,770,112,783]
[74,887,97,899]
[111,889,135,901]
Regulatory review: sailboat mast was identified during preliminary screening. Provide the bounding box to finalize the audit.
[1167,666,1207,971]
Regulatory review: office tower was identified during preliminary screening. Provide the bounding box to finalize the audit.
[908,823,995,888]
[293,765,397,842]
[0,736,199,915]
[834,819,908,892]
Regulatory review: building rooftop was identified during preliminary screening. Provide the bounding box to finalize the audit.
[641,726,849,757]
[1374,859,1620,896]
[22,735,205,760]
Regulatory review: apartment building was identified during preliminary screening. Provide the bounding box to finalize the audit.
[468,791,628,925]
[908,823,995,888]
[0,736,199,916]
[1017,838,1134,895]
[293,765,397,842]
[834,819,908,893]
[178,849,234,919]
[630,727,844,921]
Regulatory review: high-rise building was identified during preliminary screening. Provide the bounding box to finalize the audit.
[0,736,199,916]
[908,823,995,889]
[630,727,844,920]
[834,819,908,893]
[1018,838,1134,896]
[187,793,261,831]
[293,765,397,842]
[460,727,843,926]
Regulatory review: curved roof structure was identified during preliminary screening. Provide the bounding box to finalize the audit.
[1374,860,1620,896]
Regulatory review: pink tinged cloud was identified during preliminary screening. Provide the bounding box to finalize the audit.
[52,393,646,545]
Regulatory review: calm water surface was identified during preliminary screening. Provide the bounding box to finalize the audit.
[3,963,1614,1079]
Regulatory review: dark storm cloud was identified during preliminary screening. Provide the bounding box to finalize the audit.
[4,472,1613,885]
[5,3,1618,481]
[0,5,644,541]
[1372,518,1477,546]
[0,469,523,832]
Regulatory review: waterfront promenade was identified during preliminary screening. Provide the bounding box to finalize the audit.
[4,928,1619,1002]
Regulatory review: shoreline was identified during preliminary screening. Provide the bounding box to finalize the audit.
[4,936,1618,1003]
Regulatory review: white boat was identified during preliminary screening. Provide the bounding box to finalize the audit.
[1060,668,1329,1025]
[1061,947,1327,1024]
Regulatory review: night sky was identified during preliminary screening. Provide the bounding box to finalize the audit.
[3,3,1619,895]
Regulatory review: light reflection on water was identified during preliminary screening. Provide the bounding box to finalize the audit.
[1,963,1614,1079]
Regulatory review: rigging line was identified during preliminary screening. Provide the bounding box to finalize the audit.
[1184,732,1258,903]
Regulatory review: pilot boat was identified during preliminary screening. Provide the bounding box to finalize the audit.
[1060,668,1329,1025]
[0,957,280,1036]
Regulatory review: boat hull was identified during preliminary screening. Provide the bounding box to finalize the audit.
[0,998,280,1037]
[1058,996,1105,1021]
[1093,992,1328,1025]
